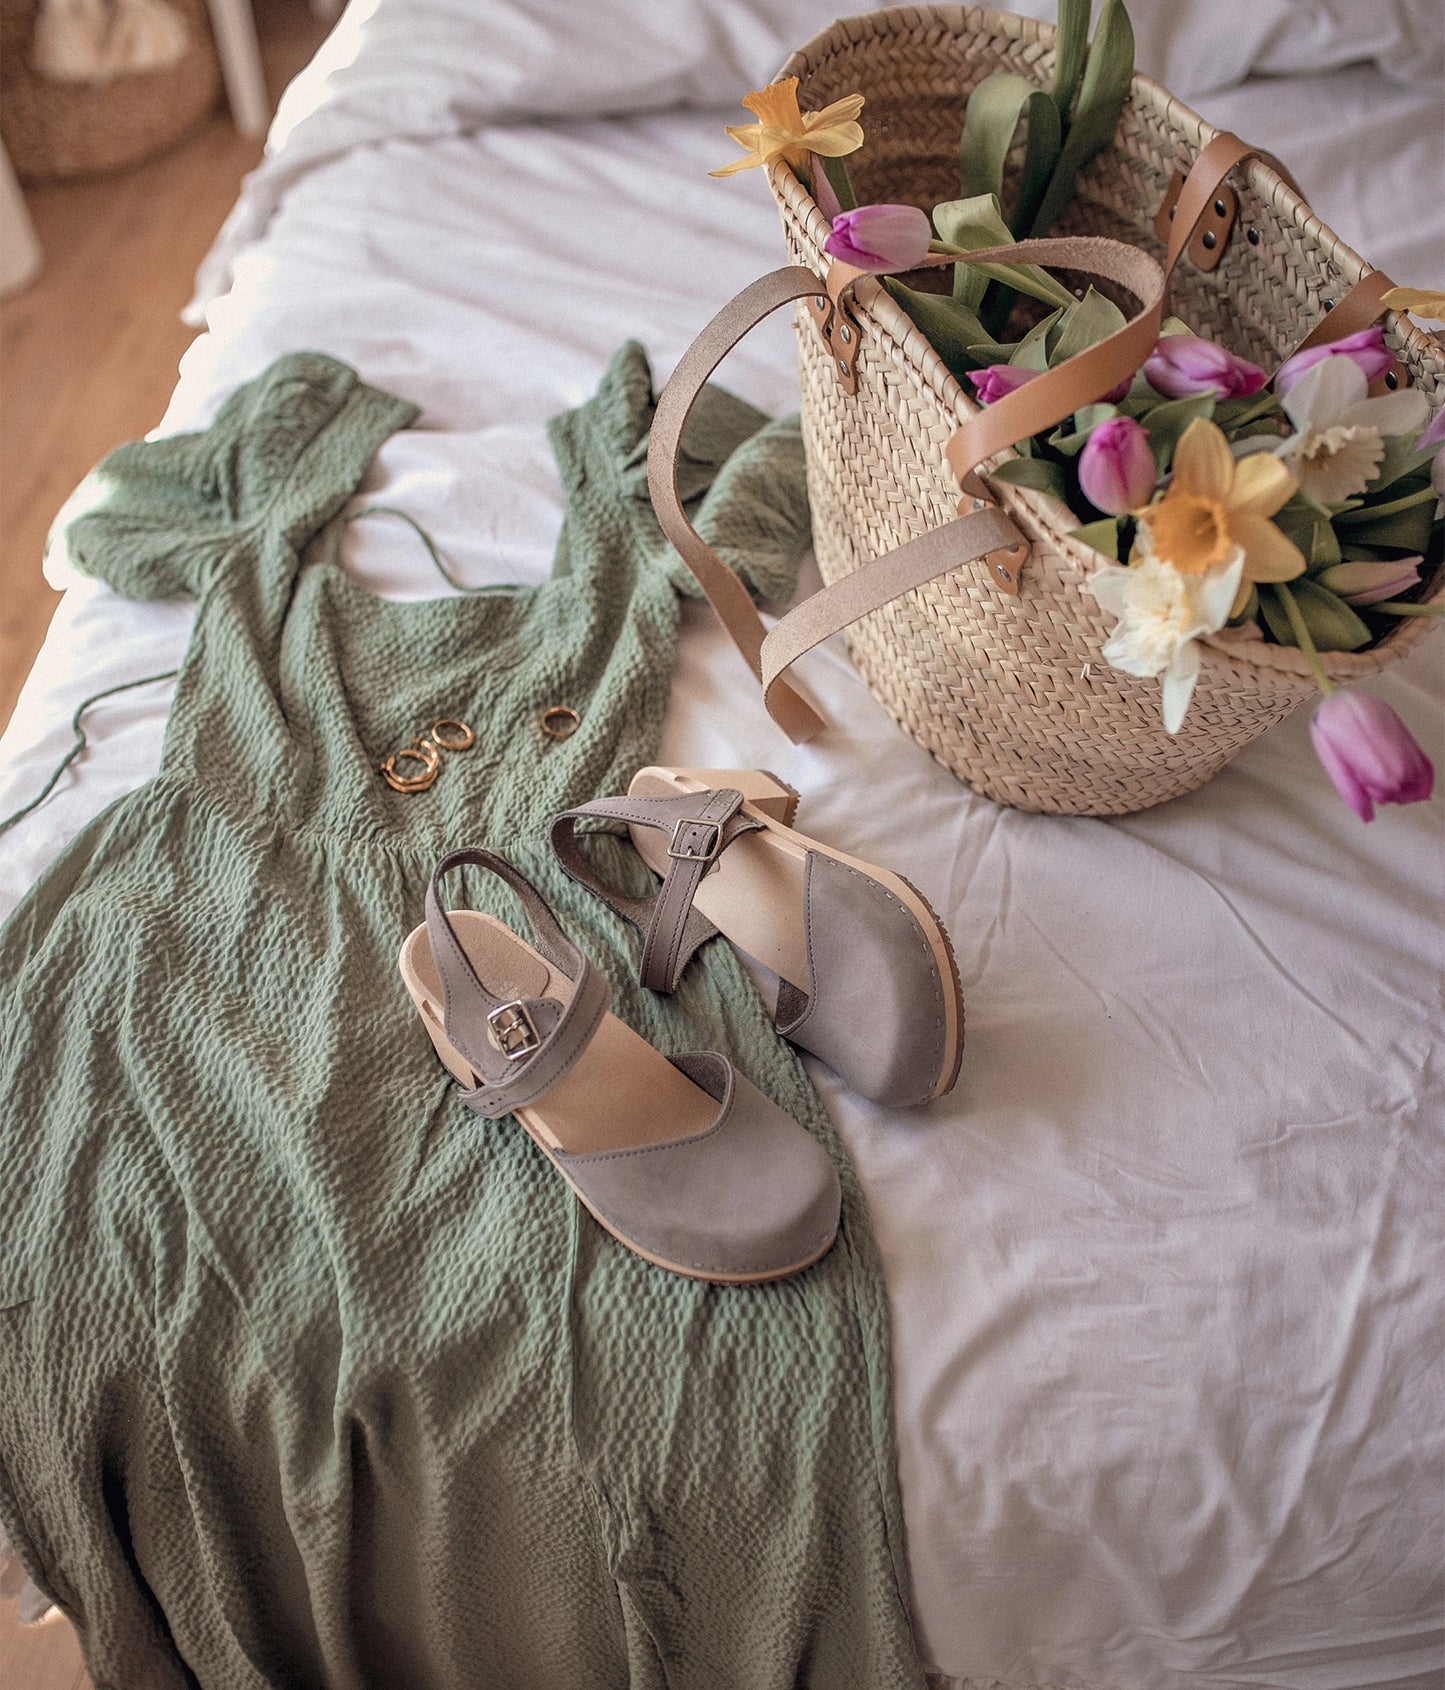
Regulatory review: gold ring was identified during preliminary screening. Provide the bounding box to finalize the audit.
[380,738,440,793]
[540,705,581,743]
[430,718,475,752]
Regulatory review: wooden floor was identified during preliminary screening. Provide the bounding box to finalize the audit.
[0,0,330,735]
[0,10,329,1681]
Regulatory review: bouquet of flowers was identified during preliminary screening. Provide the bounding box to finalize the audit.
[712,0,1442,821]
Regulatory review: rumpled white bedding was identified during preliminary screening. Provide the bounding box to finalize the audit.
[2,31,1443,1690]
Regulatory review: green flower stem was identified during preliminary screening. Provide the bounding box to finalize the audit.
[1335,486,1438,525]
[1224,389,1283,430]
[1274,582,1335,695]
[1368,600,1445,617]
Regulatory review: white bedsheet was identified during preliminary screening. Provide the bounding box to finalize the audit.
[2,59,1443,1690]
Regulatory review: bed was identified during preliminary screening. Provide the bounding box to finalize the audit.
[2,2,1443,1684]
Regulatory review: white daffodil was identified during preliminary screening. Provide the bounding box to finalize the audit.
[1086,538,1244,735]
[1269,355,1429,505]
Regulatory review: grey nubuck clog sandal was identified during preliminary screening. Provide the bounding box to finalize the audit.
[398,848,840,1284]
[551,769,965,1109]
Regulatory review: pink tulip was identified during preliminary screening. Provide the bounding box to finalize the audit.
[1078,415,1156,514]
[966,363,1039,404]
[823,204,933,274]
[1275,327,1393,397]
[1143,335,1268,400]
[1317,557,1422,606]
[1310,690,1434,822]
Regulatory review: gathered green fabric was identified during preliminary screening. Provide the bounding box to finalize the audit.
[0,348,922,1689]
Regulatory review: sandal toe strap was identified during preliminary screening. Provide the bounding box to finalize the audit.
[550,789,762,992]
[425,848,611,1118]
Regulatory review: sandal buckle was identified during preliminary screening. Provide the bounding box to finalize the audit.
[488,1000,540,1061]
[667,819,723,863]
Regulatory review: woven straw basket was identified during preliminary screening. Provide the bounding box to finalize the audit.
[761,5,1444,816]
[0,0,220,183]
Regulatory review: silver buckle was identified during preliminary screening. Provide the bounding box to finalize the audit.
[487,1000,540,1061]
[667,818,722,863]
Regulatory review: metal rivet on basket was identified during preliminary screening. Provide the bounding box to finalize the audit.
[815,296,827,310]
[1385,371,1399,390]
[839,324,851,344]
[1214,198,1227,216]
[1202,230,1217,251]
[1323,297,1336,310]
[837,358,849,374]
[1247,227,1260,245]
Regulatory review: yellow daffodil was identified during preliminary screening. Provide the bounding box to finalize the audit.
[1137,418,1305,616]
[1380,286,1445,321]
[710,77,864,178]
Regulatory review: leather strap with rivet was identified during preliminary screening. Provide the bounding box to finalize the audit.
[1161,133,1407,393]
[424,848,611,1117]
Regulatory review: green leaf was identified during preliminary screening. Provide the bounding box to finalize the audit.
[1141,395,1215,473]
[959,76,1061,234]
[1272,500,1317,554]
[1050,286,1128,366]
[1340,541,1418,562]
[1366,435,1435,496]
[882,279,991,378]
[966,337,1020,365]
[1013,90,1064,238]
[819,153,858,212]
[1338,499,1436,553]
[1051,0,1090,123]
[1309,520,1342,568]
[1072,516,1121,558]
[1337,480,1434,524]
[1260,580,1371,652]
[1028,0,1135,237]
[990,456,1068,501]
[1048,403,1119,457]
[933,193,1077,310]
[1007,307,1065,371]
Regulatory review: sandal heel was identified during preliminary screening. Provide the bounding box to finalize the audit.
[633,766,800,825]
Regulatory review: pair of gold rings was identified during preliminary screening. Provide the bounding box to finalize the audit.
[380,718,475,794]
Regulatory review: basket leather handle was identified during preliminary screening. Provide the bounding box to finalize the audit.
[648,236,1164,740]
[1166,134,1404,384]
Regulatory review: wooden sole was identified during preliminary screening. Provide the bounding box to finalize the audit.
[397,912,836,1283]
[627,768,965,1102]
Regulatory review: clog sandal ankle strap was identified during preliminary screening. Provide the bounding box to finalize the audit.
[423,847,612,1118]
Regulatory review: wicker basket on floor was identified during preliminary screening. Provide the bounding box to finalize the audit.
[764,5,1444,816]
[0,0,221,182]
